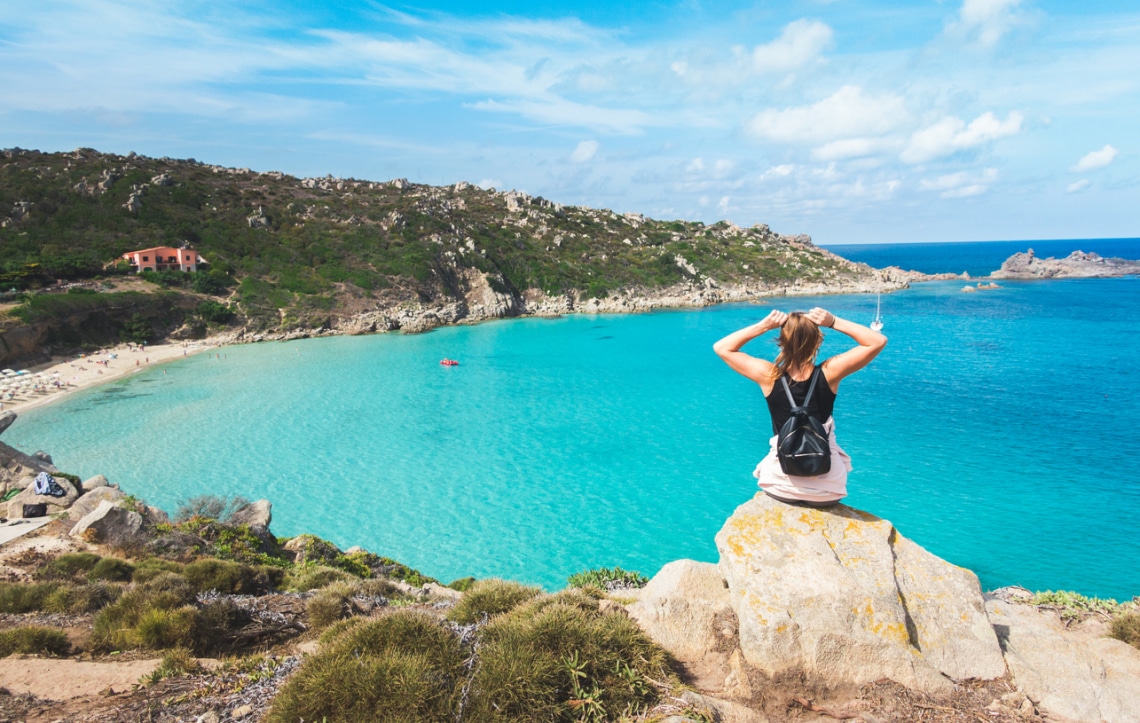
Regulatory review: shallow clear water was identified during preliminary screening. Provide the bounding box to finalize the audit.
[7,273,1140,598]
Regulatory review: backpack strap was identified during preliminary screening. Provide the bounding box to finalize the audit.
[780,367,821,410]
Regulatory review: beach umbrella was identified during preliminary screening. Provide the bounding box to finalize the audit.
[17,370,30,375]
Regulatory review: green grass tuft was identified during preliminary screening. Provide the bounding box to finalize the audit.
[0,582,63,613]
[0,626,71,657]
[39,552,102,579]
[266,611,466,723]
[90,557,136,582]
[284,564,354,592]
[140,647,205,686]
[446,579,542,625]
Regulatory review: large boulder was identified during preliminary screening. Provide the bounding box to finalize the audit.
[81,474,111,492]
[229,499,272,529]
[0,411,15,436]
[0,439,59,495]
[986,598,1140,723]
[69,500,144,544]
[627,560,740,692]
[6,475,80,518]
[715,493,1005,694]
[68,486,127,521]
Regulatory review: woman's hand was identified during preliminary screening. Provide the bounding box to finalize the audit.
[760,309,788,331]
[806,307,835,328]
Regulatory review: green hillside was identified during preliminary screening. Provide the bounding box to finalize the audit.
[1,147,867,331]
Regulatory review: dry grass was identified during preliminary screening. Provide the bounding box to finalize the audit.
[446,578,542,624]
[266,610,466,723]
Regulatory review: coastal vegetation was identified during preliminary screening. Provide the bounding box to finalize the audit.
[0,147,871,350]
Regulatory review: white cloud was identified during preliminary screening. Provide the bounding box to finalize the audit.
[953,0,1024,46]
[752,19,834,74]
[1067,179,1090,193]
[746,85,908,145]
[477,179,502,190]
[901,111,1022,164]
[812,137,901,161]
[687,157,705,172]
[717,196,731,213]
[919,168,998,198]
[1070,145,1118,172]
[569,140,599,163]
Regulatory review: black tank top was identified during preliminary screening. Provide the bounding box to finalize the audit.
[764,365,837,434]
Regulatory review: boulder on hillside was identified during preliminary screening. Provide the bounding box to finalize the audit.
[0,411,15,436]
[986,598,1140,723]
[69,500,144,545]
[7,476,80,518]
[82,474,110,492]
[715,493,1005,694]
[627,560,740,692]
[0,439,59,494]
[68,486,127,521]
[283,534,340,564]
[229,499,272,529]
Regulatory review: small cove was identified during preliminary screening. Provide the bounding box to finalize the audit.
[7,273,1140,598]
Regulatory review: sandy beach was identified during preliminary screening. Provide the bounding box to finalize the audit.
[0,339,220,416]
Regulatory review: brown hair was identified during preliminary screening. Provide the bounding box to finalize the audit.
[773,312,823,380]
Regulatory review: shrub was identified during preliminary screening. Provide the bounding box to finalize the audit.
[466,590,669,721]
[1031,590,1119,620]
[0,582,62,613]
[567,567,649,591]
[196,300,234,324]
[447,579,542,625]
[0,626,71,657]
[90,557,135,582]
[183,558,278,595]
[135,606,198,649]
[447,577,476,592]
[120,313,154,344]
[285,565,353,592]
[192,598,254,655]
[91,574,196,652]
[132,558,185,583]
[40,552,101,579]
[307,584,355,631]
[140,647,205,686]
[1110,611,1140,649]
[175,495,252,523]
[44,582,122,614]
[266,611,466,723]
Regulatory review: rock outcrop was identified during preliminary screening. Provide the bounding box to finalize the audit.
[69,500,144,544]
[714,494,1005,693]
[68,486,127,521]
[6,475,80,518]
[632,493,1007,701]
[986,598,1140,723]
[229,499,272,528]
[991,248,1140,279]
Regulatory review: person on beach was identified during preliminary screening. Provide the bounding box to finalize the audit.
[713,307,887,507]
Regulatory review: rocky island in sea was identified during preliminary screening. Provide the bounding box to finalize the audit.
[1,415,1138,722]
[991,248,1140,280]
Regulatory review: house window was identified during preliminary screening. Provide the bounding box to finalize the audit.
[142,256,149,261]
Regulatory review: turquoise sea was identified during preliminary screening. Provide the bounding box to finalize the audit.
[6,239,1140,598]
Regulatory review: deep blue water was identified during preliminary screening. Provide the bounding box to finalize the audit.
[6,241,1140,598]
[824,237,1140,278]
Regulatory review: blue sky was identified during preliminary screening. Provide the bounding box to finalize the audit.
[1,0,1136,244]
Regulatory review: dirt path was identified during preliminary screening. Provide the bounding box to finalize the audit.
[0,658,161,700]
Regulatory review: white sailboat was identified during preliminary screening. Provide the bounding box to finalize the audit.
[870,293,884,331]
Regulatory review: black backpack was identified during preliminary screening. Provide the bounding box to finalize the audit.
[776,368,832,477]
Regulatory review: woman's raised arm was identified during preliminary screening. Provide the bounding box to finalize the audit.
[712,310,787,384]
[806,307,887,389]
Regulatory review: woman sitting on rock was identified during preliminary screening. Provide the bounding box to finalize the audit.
[713,308,887,507]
